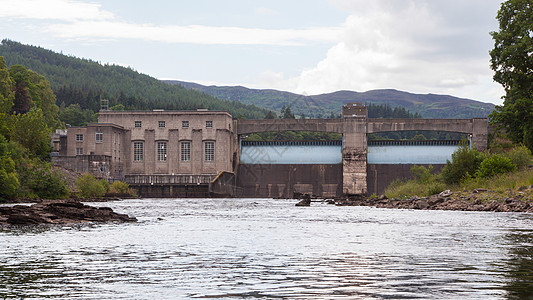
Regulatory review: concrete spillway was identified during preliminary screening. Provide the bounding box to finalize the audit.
[240,141,462,165]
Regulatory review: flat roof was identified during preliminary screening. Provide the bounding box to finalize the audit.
[98,110,232,117]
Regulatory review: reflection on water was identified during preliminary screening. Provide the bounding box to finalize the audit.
[1,198,533,299]
[502,228,533,299]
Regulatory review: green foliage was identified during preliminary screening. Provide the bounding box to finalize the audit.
[475,154,517,178]
[410,165,434,183]
[0,136,19,201]
[460,168,533,194]
[109,103,125,111]
[10,109,51,160]
[384,165,446,198]
[503,145,532,168]
[441,145,486,184]
[280,104,295,119]
[489,0,533,151]
[175,81,493,119]
[8,64,61,129]
[108,180,138,197]
[109,181,129,194]
[0,40,269,119]
[76,174,107,198]
[28,164,68,199]
[0,56,67,201]
[58,103,97,126]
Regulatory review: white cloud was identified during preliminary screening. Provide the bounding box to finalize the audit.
[273,0,506,103]
[0,0,113,21]
[45,21,342,45]
[256,7,277,16]
[0,0,341,46]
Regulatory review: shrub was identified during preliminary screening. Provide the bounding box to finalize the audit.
[30,166,68,199]
[76,174,107,198]
[503,145,532,168]
[109,181,130,194]
[441,145,486,184]
[475,154,517,178]
[410,165,434,183]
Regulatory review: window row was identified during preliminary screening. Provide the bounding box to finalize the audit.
[76,133,103,143]
[133,141,215,162]
[134,121,213,128]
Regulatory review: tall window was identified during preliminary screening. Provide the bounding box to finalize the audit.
[76,134,83,142]
[182,120,189,128]
[134,121,142,128]
[158,121,166,128]
[157,142,167,161]
[95,132,103,143]
[205,141,214,161]
[76,148,83,155]
[181,141,191,161]
[206,120,213,128]
[133,142,144,161]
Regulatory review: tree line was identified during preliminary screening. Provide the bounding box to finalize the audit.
[0,39,270,123]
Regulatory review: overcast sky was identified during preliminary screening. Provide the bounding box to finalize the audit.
[0,0,505,104]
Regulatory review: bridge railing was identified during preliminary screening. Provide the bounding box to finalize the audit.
[368,140,465,146]
[124,174,216,185]
[240,140,465,147]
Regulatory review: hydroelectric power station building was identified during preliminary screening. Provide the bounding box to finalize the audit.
[52,103,488,198]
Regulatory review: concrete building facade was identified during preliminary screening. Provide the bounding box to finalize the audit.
[53,104,488,197]
[53,110,238,182]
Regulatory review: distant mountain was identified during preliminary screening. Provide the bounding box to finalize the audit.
[0,40,268,119]
[167,80,495,119]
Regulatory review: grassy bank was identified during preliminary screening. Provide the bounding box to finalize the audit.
[384,144,533,200]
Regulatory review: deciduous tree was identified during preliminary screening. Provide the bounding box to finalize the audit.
[489,0,533,150]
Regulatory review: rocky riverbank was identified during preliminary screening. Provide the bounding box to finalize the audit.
[333,187,533,212]
[0,200,137,226]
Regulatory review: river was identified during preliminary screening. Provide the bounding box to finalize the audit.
[1,198,533,299]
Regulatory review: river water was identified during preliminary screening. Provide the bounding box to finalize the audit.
[1,198,533,299]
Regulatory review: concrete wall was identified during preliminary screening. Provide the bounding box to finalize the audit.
[99,110,236,176]
[367,164,445,195]
[237,118,343,135]
[236,164,342,198]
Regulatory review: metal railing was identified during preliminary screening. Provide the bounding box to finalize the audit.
[124,174,216,185]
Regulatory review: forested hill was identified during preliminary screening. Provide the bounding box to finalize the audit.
[0,40,268,119]
[168,80,495,119]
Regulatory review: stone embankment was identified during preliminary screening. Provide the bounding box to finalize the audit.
[0,200,137,226]
[334,187,533,212]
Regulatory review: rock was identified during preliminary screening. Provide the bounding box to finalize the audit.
[518,186,527,191]
[472,189,487,194]
[438,190,453,198]
[416,200,429,210]
[295,198,311,207]
[0,200,137,226]
[295,194,311,206]
[325,199,335,205]
[378,195,388,200]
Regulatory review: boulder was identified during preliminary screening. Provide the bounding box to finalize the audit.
[0,201,137,226]
[295,194,311,207]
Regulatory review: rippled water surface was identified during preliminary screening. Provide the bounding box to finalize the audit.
[2,198,533,299]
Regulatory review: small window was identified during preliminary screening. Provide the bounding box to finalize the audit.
[157,141,167,161]
[205,141,214,161]
[182,121,189,128]
[95,132,103,143]
[181,141,191,161]
[133,142,144,161]
[76,148,83,155]
[158,121,166,128]
[76,134,83,142]
[206,121,213,128]
[134,121,142,128]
